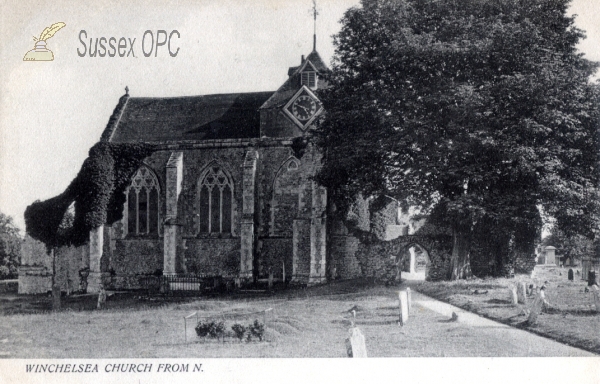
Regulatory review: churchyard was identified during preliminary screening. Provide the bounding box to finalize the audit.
[0,276,596,358]
[415,265,600,354]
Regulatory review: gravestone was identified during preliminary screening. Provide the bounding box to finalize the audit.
[52,285,61,310]
[527,288,546,325]
[97,286,106,310]
[406,287,412,315]
[398,290,409,326]
[510,287,518,306]
[517,282,527,304]
[568,269,574,281]
[588,271,597,286]
[592,285,599,314]
[345,327,367,358]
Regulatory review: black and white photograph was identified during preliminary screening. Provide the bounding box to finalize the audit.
[0,0,599,382]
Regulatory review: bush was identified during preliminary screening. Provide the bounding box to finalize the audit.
[195,320,225,339]
[248,320,265,342]
[231,323,247,341]
[209,321,225,339]
[195,321,211,338]
[197,319,264,342]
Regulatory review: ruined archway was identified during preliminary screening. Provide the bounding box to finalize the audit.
[396,242,431,281]
[352,232,453,283]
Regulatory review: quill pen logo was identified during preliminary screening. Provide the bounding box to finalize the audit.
[23,22,66,61]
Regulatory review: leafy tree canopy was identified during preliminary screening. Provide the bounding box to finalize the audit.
[0,212,21,279]
[316,0,599,238]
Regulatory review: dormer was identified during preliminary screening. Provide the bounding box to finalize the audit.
[299,60,319,90]
[259,50,330,137]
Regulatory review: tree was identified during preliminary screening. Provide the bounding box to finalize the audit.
[0,212,21,279]
[542,228,595,265]
[315,0,599,279]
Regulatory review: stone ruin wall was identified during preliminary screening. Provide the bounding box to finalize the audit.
[18,235,88,294]
[330,196,455,283]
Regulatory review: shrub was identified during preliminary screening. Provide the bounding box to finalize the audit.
[195,321,211,338]
[248,320,265,342]
[231,323,247,341]
[208,321,225,339]
[195,320,225,339]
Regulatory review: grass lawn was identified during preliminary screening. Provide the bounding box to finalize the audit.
[414,265,600,354]
[0,281,407,358]
[0,276,595,358]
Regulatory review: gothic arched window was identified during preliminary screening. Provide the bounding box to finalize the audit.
[126,166,160,236]
[198,166,233,234]
[270,157,301,237]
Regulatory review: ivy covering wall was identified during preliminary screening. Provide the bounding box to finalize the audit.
[25,142,155,250]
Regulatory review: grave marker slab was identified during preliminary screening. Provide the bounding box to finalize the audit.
[527,289,547,325]
[510,287,518,306]
[345,327,367,358]
[517,282,527,304]
[398,290,409,326]
[406,287,412,315]
[568,269,574,281]
[592,285,599,314]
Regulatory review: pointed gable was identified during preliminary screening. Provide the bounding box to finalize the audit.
[261,50,330,110]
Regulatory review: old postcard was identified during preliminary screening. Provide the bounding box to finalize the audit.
[0,0,599,383]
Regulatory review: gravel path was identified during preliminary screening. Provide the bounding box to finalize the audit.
[412,290,595,357]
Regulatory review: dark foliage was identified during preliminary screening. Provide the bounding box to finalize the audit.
[248,319,265,341]
[231,323,247,341]
[314,0,599,278]
[0,213,21,279]
[195,321,225,339]
[291,136,309,159]
[24,142,155,250]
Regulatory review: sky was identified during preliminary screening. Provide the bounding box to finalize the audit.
[1,0,599,232]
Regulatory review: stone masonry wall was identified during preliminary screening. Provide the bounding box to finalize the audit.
[330,235,362,279]
[293,219,311,283]
[184,238,240,277]
[259,238,293,279]
[19,236,89,294]
[110,239,163,289]
[370,197,398,240]
[331,217,453,283]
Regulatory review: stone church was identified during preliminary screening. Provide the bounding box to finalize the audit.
[97,47,333,291]
[20,38,451,294]
[20,45,348,293]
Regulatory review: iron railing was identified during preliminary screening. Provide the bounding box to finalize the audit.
[137,273,286,295]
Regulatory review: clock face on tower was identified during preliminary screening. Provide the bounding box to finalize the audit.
[283,86,323,130]
[292,95,317,121]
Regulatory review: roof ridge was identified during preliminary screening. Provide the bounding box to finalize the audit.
[127,91,275,101]
[100,93,130,142]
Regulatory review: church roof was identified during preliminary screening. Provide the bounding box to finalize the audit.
[106,91,274,143]
[260,50,329,110]
[303,50,329,73]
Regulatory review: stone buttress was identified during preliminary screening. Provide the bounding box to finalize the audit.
[164,151,183,274]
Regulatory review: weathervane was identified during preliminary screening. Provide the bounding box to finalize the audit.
[312,0,319,51]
